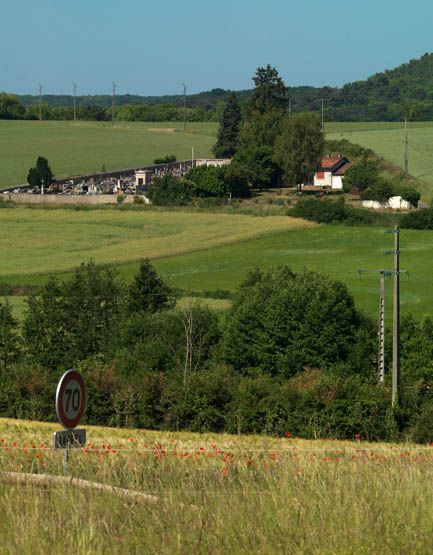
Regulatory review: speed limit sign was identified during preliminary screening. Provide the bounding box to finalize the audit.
[55,369,86,430]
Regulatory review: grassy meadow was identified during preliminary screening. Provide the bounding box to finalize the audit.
[1,206,432,320]
[0,120,217,188]
[1,418,433,553]
[326,121,433,202]
[0,207,312,278]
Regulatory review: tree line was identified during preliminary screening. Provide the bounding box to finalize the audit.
[5,52,433,122]
[1,259,433,442]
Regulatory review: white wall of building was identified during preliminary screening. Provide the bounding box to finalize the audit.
[362,196,413,210]
[313,171,333,187]
[313,172,343,189]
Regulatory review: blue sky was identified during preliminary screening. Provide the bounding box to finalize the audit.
[2,0,433,96]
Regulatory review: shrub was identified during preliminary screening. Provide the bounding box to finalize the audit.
[411,402,433,443]
[343,158,379,192]
[133,194,145,204]
[290,198,373,225]
[361,179,395,202]
[185,165,225,198]
[153,154,176,164]
[399,188,420,207]
[401,207,433,229]
[147,175,195,206]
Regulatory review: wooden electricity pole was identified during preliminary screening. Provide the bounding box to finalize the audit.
[358,226,406,401]
[315,98,329,134]
[38,84,42,121]
[378,272,386,383]
[358,269,390,383]
[404,116,409,176]
[392,226,401,406]
[73,82,77,121]
[182,83,187,133]
[111,82,117,126]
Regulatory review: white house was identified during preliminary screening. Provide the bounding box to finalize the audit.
[313,156,352,190]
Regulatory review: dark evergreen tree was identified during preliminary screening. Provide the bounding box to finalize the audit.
[250,65,287,114]
[128,259,173,315]
[35,156,54,185]
[213,93,242,158]
[0,300,21,368]
[27,167,41,187]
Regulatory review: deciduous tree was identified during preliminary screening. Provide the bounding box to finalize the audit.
[274,112,324,187]
[0,300,21,368]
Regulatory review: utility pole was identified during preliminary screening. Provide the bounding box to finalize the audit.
[404,116,409,176]
[73,82,77,121]
[391,226,401,406]
[111,82,117,126]
[378,272,386,383]
[288,98,292,117]
[315,98,329,134]
[38,84,42,121]
[358,269,391,383]
[182,83,187,132]
[358,226,406,401]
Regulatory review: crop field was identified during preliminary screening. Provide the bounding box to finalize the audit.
[0,418,432,553]
[0,207,312,278]
[0,120,217,188]
[1,206,432,320]
[326,121,433,202]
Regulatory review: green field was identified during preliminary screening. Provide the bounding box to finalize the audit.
[1,207,432,320]
[3,119,433,201]
[1,418,433,553]
[0,207,311,278]
[326,121,433,201]
[0,120,217,188]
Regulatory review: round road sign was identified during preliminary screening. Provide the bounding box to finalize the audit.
[55,369,86,430]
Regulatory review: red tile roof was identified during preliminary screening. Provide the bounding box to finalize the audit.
[319,156,344,169]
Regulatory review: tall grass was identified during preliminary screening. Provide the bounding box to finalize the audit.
[0,419,433,553]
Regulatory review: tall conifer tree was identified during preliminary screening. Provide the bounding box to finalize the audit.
[213,93,242,158]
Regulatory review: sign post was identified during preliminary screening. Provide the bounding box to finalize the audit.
[54,369,87,475]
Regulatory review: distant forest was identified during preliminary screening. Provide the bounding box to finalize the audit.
[3,53,433,122]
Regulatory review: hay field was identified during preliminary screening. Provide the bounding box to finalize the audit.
[0,418,432,554]
[0,120,217,188]
[1,207,432,319]
[0,207,313,278]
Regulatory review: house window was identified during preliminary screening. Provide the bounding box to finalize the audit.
[316,171,325,179]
